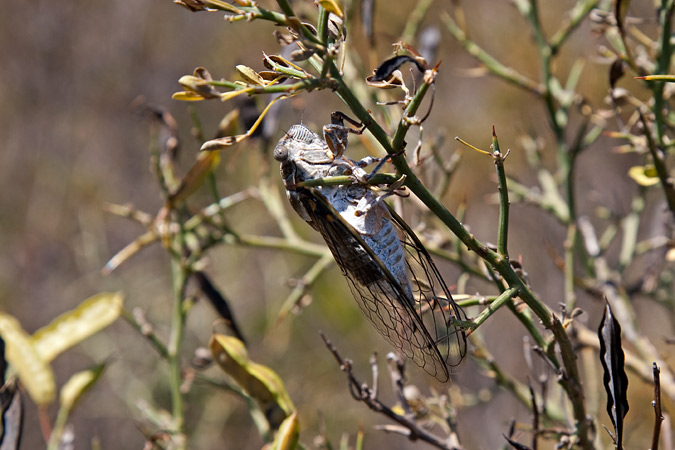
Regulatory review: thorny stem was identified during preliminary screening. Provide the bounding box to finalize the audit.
[466,288,518,334]
[492,129,510,258]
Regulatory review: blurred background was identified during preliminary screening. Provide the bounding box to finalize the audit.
[1,0,671,449]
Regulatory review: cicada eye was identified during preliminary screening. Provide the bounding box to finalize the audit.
[273,144,288,161]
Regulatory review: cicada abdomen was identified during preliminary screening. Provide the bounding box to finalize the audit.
[274,121,467,381]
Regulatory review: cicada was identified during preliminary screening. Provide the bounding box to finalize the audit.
[273,113,467,381]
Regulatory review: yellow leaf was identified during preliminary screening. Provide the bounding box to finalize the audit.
[172,91,206,101]
[60,363,106,410]
[236,65,265,86]
[628,165,659,186]
[271,411,299,450]
[31,292,124,363]
[205,0,245,12]
[317,0,343,18]
[0,313,55,405]
[177,75,221,99]
[209,334,295,429]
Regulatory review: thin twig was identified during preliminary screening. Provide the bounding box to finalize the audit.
[319,332,459,450]
[386,353,412,416]
[492,127,510,258]
[122,308,169,359]
[651,362,664,450]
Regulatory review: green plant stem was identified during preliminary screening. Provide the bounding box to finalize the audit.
[618,193,644,272]
[401,0,434,43]
[549,0,599,53]
[121,309,169,358]
[455,295,496,308]
[274,0,324,47]
[493,130,509,258]
[168,255,189,445]
[652,0,675,145]
[440,12,544,95]
[550,316,592,448]
[564,224,577,309]
[467,288,518,333]
[298,173,399,188]
[276,253,334,323]
[521,0,585,311]
[316,5,329,44]
[640,111,675,216]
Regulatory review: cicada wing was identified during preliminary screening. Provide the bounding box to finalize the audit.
[298,187,466,382]
[387,207,468,372]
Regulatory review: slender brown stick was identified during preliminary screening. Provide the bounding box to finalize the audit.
[651,362,664,450]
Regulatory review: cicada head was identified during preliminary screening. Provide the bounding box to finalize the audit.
[274,124,335,187]
[273,125,317,163]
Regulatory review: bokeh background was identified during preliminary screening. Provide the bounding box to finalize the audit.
[1,0,672,449]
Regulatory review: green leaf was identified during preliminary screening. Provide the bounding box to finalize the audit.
[209,334,295,430]
[0,313,55,405]
[31,292,124,363]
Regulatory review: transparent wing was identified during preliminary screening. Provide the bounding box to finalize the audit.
[298,187,467,382]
